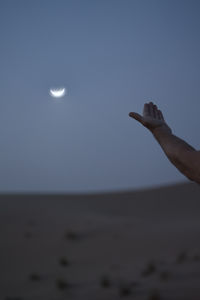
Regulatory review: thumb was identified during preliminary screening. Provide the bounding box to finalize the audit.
[129,112,144,124]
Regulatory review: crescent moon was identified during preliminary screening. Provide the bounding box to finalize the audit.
[49,87,66,98]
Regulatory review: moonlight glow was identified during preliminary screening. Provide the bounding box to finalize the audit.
[49,87,66,98]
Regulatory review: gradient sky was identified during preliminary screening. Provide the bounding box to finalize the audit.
[0,0,200,193]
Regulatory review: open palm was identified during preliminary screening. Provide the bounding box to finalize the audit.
[129,102,172,134]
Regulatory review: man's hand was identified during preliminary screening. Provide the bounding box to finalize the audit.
[129,101,200,184]
[129,102,172,135]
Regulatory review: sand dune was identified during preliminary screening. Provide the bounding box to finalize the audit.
[1,181,200,300]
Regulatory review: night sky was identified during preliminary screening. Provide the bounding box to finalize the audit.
[0,0,200,193]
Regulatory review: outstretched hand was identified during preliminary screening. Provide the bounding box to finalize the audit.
[129,102,172,135]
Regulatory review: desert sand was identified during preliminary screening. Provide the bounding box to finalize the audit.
[1,181,200,300]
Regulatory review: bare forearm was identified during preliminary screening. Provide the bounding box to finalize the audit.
[152,127,196,178]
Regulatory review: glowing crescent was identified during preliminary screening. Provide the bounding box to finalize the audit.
[49,88,66,98]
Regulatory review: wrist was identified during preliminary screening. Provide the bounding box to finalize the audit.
[152,125,172,138]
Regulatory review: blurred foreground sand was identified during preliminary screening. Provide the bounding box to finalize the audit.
[1,181,200,300]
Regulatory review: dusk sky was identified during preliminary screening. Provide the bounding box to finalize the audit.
[0,0,200,193]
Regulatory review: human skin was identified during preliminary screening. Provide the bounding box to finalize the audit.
[129,102,200,184]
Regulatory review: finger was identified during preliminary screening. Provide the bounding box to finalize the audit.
[160,110,165,121]
[129,112,143,124]
[160,110,165,120]
[149,102,154,117]
[152,104,157,118]
[158,109,165,121]
[157,109,162,120]
[143,103,150,117]
[153,104,159,119]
